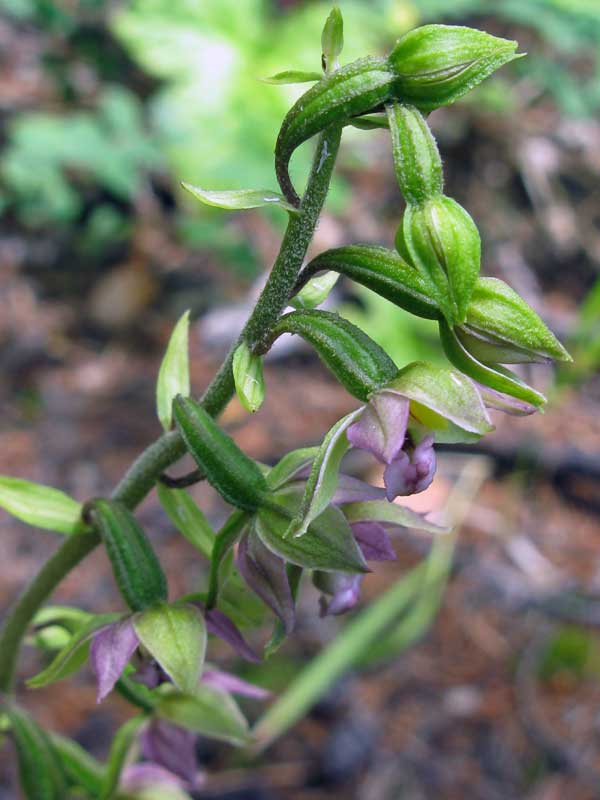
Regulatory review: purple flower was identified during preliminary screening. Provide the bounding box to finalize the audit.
[347,392,436,501]
[90,618,139,703]
[313,571,363,617]
[205,608,260,663]
[476,383,538,416]
[201,668,271,699]
[236,532,295,635]
[141,720,202,790]
[351,521,396,562]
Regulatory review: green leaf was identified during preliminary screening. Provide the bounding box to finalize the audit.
[50,733,105,797]
[6,705,67,800]
[156,310,191,432]
[156,483,214,559]
[0,477,82,535]
[156,685,250,746]
[232,342,265,413]
[265,447,318,491]
[260,70,322,85]
[290,271,339,310]
[257,496,368,574]
[182,183,299,214]
[100,716,146,800]
[27,614,121,689]
[386,360,494,443]
[321,6,344,72]
[285,409,362,538]
[134,604,206,696]
[343,500,448,534]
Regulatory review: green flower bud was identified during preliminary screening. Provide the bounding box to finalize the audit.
[387,102,443,204]
[457,277,572,364]
[401,195,480,325]
[233,342,265,413]
[321,6,344,73]
[388,24,522,110]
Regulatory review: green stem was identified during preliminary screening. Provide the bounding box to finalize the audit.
[0,125,342,694]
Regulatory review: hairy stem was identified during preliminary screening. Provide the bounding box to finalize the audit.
[0,125,342,694]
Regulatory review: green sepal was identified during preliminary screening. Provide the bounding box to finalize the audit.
[275,56,394,205]
[402,195,480,324]
[260,70,322,85]
[387,102,443,205]
[256,493,368,575]
[232,342,265,413]
[343,500,448,534]
[461,277,572,364]
[90,499,168,612]
[156,309,191,432]
[304,245,440,320]
[27,613,122,689]
[182,183,299,214]
[173,395,268,511]
[270,310,397,401]
[321,6,344,73]
[5,705,67,800]
[156,685,250,746]
[384,360,494,443]
[0,477,83,536]
[439,319,547,409]
[99,715,146,800]
[134,603,206,695]
[388,24,522,111]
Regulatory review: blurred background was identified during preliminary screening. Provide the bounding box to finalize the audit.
[1,0,600,797]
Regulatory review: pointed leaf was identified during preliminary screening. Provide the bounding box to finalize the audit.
[232,342,265,413]
[290,271,339,310]
[100,716,146,800]
[182,183,298,214]
[134,604,206,695]
[156,686,250,746]
[266,447,317,491]
[257,497,368,574]
[343,500,448,534]
[157,484,214,559]
[7,705,67,800]
[260,70,322,85]
[285,409,363,538]
[27,614,121,688]
[157,310,190,432]
[0,477,82,535]
[349,114,390,130]
[321,6,344,72]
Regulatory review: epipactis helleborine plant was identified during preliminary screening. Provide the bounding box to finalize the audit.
[0,9,570,798]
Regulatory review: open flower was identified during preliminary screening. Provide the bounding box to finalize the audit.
[347,361,492,501]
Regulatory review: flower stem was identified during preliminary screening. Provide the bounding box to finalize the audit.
[0,125,342,694]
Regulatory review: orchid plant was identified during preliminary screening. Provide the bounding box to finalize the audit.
[0,10,570,799]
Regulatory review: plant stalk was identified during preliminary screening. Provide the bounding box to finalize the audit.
[0,125,342,694]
